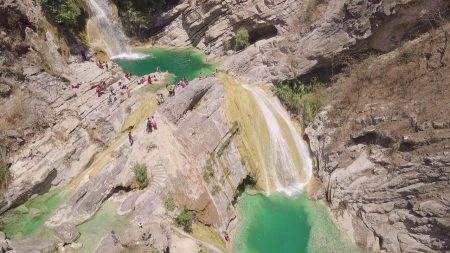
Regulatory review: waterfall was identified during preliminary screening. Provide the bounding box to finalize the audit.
[244,85,313,195]
[85,0,146,59]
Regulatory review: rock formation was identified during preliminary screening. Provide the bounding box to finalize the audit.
[154,0,448,81]
[305,24,450,252]
[1,0,449,252]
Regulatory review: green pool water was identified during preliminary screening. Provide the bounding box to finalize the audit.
[76,200,130,253]
[0,189,65,239]
[233,192,361,253]
[114,48,216,83]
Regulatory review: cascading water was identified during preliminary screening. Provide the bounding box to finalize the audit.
[231,82,361,253]
[85,0,146,59]
[243,85,313,195]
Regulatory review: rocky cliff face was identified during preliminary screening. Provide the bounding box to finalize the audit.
[154,0,448,81]
[152,1,450,251]
[0,0,75,166]
[305,24,450,252]
[1,57,247,251]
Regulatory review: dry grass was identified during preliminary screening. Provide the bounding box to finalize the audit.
[292,0,329,32]
[328,23,450,148]
[0,90,26,130]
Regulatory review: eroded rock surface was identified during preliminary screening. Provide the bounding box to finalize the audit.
[305,26,450,252]
[156,0,448,81]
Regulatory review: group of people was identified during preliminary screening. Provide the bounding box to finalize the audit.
[166,77,190,97]
[146,116,158,133]
[96,60,109,70]
[137,74,159,85]
[94,73,132,105]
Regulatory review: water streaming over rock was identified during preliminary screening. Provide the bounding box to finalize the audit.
[85,0,136,58]
[244,85,313,195]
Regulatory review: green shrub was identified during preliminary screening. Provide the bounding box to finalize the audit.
[0,163,10,192]
[235,27,250,50]
[40,0,86,29]
[113,0,166,37]
[165,194,176,211]
[272,80,327,122]
[175,208,195,232]
[132,163,149,188]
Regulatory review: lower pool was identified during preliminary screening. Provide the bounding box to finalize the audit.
[0,189,65,239]
[233,192,361,253]
[114,48,216,83]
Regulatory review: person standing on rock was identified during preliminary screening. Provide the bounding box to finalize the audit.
[109,85,115,95]
[150,116,157,130]
[146,117,153,133]
[96,85,102,97]
[128,131,134,146]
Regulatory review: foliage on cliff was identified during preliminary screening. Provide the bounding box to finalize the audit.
[272,80,327,122]
[235,27,250,50]
[175,208,195,232]
[113,0,166,37]
[39,0,86,29]
[132,163,149,188]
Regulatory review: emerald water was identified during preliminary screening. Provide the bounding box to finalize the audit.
[0,189,65,239]
[77,201,130,252]
[114,48,216,82]
[233,192,361,253]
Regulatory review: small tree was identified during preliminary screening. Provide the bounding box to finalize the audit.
[175,208,195,232]
[132,163,149,188]
[40,0,85,28]
[235,27,250,50]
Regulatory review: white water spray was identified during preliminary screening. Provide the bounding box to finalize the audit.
[85,0,147,59]
[244,85,313,196]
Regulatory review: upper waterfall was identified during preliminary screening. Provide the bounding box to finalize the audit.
[85,0,131,57]
[244,85,313,195]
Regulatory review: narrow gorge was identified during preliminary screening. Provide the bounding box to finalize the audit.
[0,0,449,253]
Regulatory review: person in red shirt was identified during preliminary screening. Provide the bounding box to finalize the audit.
[96,85,102,97]
[147,75,152,85]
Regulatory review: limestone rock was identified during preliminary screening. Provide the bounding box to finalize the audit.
[49,157,128,226]
[53,223,80,244]
[0,231,10,253]
[9,238,57,253]
[158,78,214,124]
[157,0,448,82]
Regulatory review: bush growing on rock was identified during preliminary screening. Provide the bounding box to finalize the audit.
[40,0,86,29]
[132,163,149,188]
[235,27,250,50]
[113,0,166,37]
[175,208,195,232]
[272,80,327,122]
